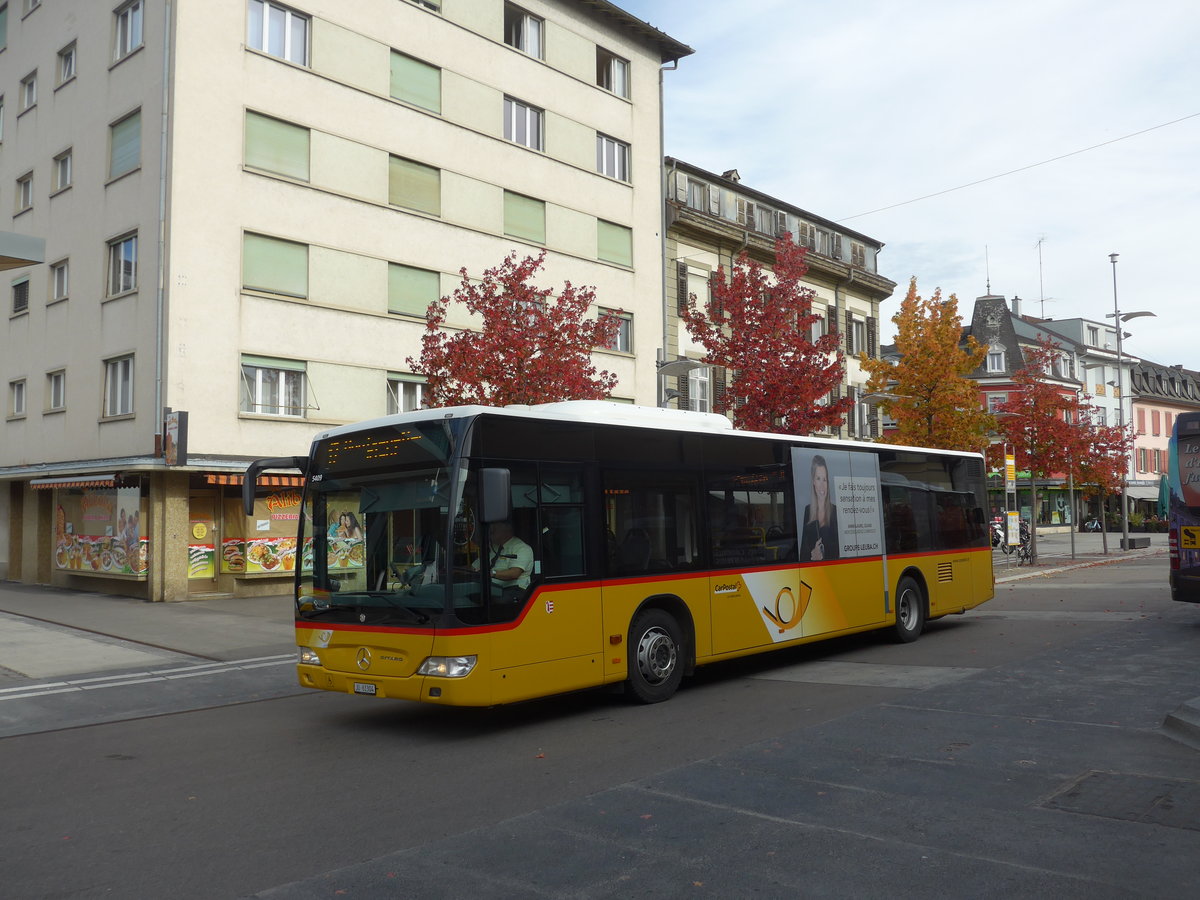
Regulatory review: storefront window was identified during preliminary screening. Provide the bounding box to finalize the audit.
[221,487,307,576]
[53,481,148,578]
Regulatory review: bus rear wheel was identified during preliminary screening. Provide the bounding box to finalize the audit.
[627,609,684,703]
[891,576,926,643]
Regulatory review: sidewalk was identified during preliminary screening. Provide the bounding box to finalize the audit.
[991,529,1167,582]
[0,582,295,682]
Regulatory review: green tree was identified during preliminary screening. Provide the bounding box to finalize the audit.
[859,278,992,451]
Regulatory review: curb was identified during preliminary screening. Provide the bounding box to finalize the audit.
[994,548,1166,584]
[1163,697,1200,751]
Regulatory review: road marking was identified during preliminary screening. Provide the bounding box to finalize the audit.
[751,661,984,689]
[0,655,294,701]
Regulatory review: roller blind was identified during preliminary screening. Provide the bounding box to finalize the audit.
[109,110,141,179]
[242,233,308,297]
[504,192,545,244]
[389,263,439,316]
[389,156,440,215]
[245,112,309,180]
[391,51,440,113]
[598,220,632,266]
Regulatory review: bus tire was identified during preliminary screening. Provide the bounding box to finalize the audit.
[891,576,926,643]
[627,609,684,703]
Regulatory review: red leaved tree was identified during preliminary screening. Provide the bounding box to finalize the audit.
[995,336,1132,560]
[1074,410,1135,554]
[680,235,850,434]
[408,251,621,407]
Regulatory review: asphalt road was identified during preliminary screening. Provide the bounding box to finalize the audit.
[2,556,1198,898]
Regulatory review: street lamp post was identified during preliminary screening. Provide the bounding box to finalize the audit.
[1104,253,1156,551]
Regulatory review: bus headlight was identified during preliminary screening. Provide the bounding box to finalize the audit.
[417,655,477,678]
[299,647,322,666]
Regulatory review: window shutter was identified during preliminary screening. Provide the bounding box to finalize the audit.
[676,370,689,410]
[676,260,689,314]
[714,366,727,413]
[827,308,839,335]
[775,211,787,237]
[829,234,843,259]
[735,198,747,225]
[744,202,755,229]
[708,189,721,216]
[867,316,878,357]
[845,311,854,350]
[675,173,687,202]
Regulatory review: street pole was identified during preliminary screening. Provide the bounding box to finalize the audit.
[1110,252,1130,552]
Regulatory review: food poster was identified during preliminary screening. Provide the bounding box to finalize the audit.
[221,489,321,576]
[53,486,149,577]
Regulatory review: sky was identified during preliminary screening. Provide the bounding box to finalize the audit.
[618,0,1200,368]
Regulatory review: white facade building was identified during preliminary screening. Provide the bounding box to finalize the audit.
[0,0,690,598]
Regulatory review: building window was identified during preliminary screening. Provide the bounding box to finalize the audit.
[114,1,144,62]
[390,51,440,113]
[601,308,631,353]
[11,277,29,314]
[23,0,40,14]
[504,97,543,151]
[15,172,33,212]
[596,47,629,97]
[810,312,826,342]
[388,263,439,317]
[387,375,426,415]
[596,133,629,181]
[503,4,542,58]
[504,191,544,243]
[986,393,1007,413]
[50,260,69,302]
[20,71,36,112]
[597,220,632,266]
[0,6,7,51]
[851,319,866,355]
[1087,325,1099,346]
[104,355,135,417]
[0,95,5,141]
[1136,408,1146,434]
[107,234,138,296]
[850,241,866,268]
[109,109,141,180]
[46,370,65,411]
[687,367,710,413]
[240,356,306,417]
[247,0,308,66]
[53,149,72,191]
[57,43,77,85]
[986,350,1006,373]
[388,156,440,215]
[8,379,26,418]
[242,233,307,297]
[1152,410,1161,436]
[244,111,309,180]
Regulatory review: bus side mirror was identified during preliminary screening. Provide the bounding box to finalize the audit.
[479,468,512,523]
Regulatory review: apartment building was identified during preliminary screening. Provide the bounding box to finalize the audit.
[663,158,896,438]
[0,0,690,599]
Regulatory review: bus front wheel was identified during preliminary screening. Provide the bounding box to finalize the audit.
[891,576,926,643]
[627,609,684,703]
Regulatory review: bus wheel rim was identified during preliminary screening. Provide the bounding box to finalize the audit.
[898,589,915,629]
[637,626,677,684]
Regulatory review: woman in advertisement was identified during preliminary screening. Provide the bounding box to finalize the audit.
[799,454,839,562]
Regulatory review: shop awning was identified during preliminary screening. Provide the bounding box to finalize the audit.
[30,474,117,490]
[1124,484,1160,501]
[204,474,305,487]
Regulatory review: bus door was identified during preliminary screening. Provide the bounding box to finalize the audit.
[487,465,602,698]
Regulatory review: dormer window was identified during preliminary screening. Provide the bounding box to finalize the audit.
[987,349,1006,373]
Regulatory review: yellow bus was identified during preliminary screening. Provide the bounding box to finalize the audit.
[244,401,994,706]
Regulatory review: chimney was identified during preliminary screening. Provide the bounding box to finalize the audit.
[721,169,741,183]
[1011,295,1021,316]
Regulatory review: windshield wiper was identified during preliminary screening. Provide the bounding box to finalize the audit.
[301,593,430,625]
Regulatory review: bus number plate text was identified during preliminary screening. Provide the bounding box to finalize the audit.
[353,682,377,696]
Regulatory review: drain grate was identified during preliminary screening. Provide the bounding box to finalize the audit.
[1044,771,1200,832]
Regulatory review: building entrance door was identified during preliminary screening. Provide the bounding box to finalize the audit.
[187,492,219,593]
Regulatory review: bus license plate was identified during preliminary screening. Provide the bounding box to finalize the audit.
[353,682,377,696]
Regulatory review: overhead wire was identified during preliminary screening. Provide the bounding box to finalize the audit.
[836,112,1200,223]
